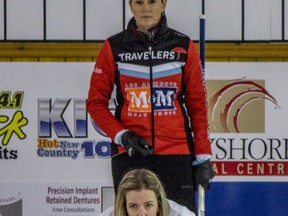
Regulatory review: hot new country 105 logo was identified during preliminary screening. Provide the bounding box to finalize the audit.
[37,98,112,159]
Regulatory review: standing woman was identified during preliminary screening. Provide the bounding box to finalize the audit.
[87,0,215,212]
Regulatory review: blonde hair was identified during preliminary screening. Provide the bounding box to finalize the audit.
[114,169,169,216]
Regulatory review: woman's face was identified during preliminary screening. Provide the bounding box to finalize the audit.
[129,0,166,33]
[126,189,159,216]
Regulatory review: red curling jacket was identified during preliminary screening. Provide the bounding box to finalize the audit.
[87,16,212,157]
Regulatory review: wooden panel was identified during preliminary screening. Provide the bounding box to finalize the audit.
[0,42,287,62]
[205,43,288,62]
[0,42,102,62]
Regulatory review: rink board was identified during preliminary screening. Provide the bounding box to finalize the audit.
[205,182,288,215]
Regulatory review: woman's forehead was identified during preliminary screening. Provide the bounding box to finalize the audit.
[126,189,157,201]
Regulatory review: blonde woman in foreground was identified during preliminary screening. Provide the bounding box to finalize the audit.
[98,168,195,216]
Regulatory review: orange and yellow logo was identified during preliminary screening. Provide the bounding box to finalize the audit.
[125,86,176,112]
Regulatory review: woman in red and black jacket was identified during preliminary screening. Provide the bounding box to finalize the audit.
[87,0,214,212]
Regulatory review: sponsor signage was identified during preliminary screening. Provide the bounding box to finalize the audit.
[205,63,288,181]
[0,62,287,215]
